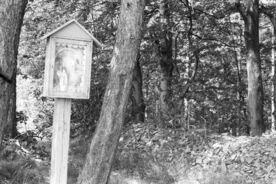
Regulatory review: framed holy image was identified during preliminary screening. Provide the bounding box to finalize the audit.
[43,37,92,99]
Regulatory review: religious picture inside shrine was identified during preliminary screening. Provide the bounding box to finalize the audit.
[53,43,86,94]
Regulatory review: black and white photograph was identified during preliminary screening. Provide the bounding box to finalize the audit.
[1,0,276,184]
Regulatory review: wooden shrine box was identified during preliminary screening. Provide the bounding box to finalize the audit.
[41,19,102,99]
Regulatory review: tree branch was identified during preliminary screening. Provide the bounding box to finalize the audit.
[235,0,246,20]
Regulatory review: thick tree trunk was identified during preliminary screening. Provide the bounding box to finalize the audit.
[263,5,276,132]
[267,13,276,131]
[0,80,9,142]
[240,0,264,136]
[157,0,173,120]
[130,55,145,122]
[5,75,17,138]
[0,0,28,146]
[77,0,145,184]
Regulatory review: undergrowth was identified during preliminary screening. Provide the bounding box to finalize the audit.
[2,122,276,184]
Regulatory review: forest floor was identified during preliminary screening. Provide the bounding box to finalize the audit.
[1,122,276,184]
[111,123,276,184]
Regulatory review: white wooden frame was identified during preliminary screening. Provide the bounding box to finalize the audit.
[43,37,92,99]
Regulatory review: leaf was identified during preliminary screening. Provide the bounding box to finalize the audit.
[196,157,203,164]
[245,157,254,164]
[221,161,227,173]
[271,152,276,158]
[253,161,261,169]
[230,154,237,161]
[185,146,191,153]
[240,156,245,163]
[265,165,273,173]
[255,169,264,177]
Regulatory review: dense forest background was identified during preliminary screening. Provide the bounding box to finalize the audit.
[1,0,276,183]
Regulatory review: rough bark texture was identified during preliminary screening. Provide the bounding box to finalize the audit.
[234,48,244,136]
[267,12,276,131]
[239,0,264,136]
[272,21,275,131]
[130,55,145,122]
[5,75,17,138]
[77,0,145,184]
[262,4,276,132]
[157,0,173,119]
[0,0,28,146]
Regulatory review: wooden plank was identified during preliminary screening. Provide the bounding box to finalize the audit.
[50,98,72,184]
[41,19,103,48]
[42,38,54,97]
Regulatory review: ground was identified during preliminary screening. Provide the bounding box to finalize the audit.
[1,121,276,184]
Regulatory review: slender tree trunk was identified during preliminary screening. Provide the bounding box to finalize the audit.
[0,0,28,146]
[157,0,173,119]
[272,23,276,132]
[233,49,242,136]
[267,13,276,131]
[230,15,241,136]
[239,0,264,136]
[182,0,193,127]
[130,54,145,122]
[77,1,145,184]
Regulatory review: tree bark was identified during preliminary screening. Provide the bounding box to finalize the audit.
[77,0,145,184]
[0,0,28,146]
[130,54,145,122]
[238,0,264,136]
[157,0,173,119]
[233,49,242,136]
[266,12,276,132]
[262,3,276,132]
[231,16,245,136]
[4,75,17,138]
[271,21,276,132]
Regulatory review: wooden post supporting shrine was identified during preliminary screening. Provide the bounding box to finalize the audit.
[50,99,71,184]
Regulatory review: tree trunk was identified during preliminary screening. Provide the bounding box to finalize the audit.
[77,0,145,184]
[157,0,173,119]
[233,49,241,136]
[130,54,145,123]
[0,0,28,146]
[263,4,276,132]
[272,22,276,132]
[267,12,276,132]
[239,0,264,136]
[5,75,17,138]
